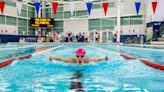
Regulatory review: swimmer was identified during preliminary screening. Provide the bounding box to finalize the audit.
[49,48,108,64]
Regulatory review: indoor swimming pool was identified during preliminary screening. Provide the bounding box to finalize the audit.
[0,44,164,92]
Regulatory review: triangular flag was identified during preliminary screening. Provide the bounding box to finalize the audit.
[135,2,141,15]
[0,2,5,14]
[152,2,158,14]
[34,2,41,17]
[102,2,109,16]
[86,2,93,15]
[16,1,23,15]
[52,2,58,16]
[69,2,75,16]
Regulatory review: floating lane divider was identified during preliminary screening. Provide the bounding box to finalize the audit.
[87,45,120,55]
[0,46,63,68]
[140,59,164,71]
[120,54,137,60]
[0,59,15,68]
[17,46,63,60]
[0,54,33,68]
[31,46,63,56]
[88,46,164,71]
[87,45,136,60]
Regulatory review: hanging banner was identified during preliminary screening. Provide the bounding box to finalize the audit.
[135,2,141,15]
[16,1,23,15]
[102,2,109,16]
[0,2,5,14]
[69,2,75,16]
[152,2,158,14]
[52,2,58,16]
[34,2,41,17]
[86,2,93,15]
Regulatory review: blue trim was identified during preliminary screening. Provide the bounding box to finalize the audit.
[0,34,38,43]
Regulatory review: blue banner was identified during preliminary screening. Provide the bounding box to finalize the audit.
[34,2,41,17]
[135,2,141,15]
[86,2,93,15]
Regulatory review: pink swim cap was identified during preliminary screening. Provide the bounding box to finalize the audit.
[76,48,86,55]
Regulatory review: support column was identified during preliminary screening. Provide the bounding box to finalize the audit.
[41,1,46,36]
[117,0,121,42]
[35,1,42,36]
[93,30,95,43]
[107,31,109,43]
[100,31,102,43]
[27,4,29,35]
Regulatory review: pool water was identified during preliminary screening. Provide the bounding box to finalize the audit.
[0,44,164,92]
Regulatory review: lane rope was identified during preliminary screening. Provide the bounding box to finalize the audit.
[0,46,63,68]
[140,59,164,71]
[88,46,164,71]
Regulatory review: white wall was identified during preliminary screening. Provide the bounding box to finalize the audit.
[64,3,87,11]
[0,5,18,35]
[64,19,88,33]
[4,5,17,16]
[153,0,164,21]
[0,24,18,35]
[145,0,164,22]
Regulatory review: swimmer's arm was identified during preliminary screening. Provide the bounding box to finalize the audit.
[89,56,108,62]
[49,56,74,63]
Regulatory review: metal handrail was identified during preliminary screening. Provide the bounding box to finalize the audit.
[145,22,164,43]
[125,38,131,44]
[130,37,139,44]
[159,23,164,37]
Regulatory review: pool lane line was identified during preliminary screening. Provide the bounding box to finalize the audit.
[0,46,63,68]
[88,46,164,71]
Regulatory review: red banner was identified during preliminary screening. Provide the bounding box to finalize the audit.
[52,2,58,16]
[152,2,158,14]
[0,2,5,14]
[102,2,108,16]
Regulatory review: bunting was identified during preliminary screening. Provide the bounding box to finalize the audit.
[34,2,41,17]
[16,1,23,15]
[0,2,5,14]
[86,2,93,15]
[152,2,158,14]
[52,2,58,16]
[102,2,109,16]
[135,2,141,15]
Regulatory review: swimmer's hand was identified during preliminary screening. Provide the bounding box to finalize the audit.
[105,56,108,61]
[14,58,20,61]
[49,57,52,61]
